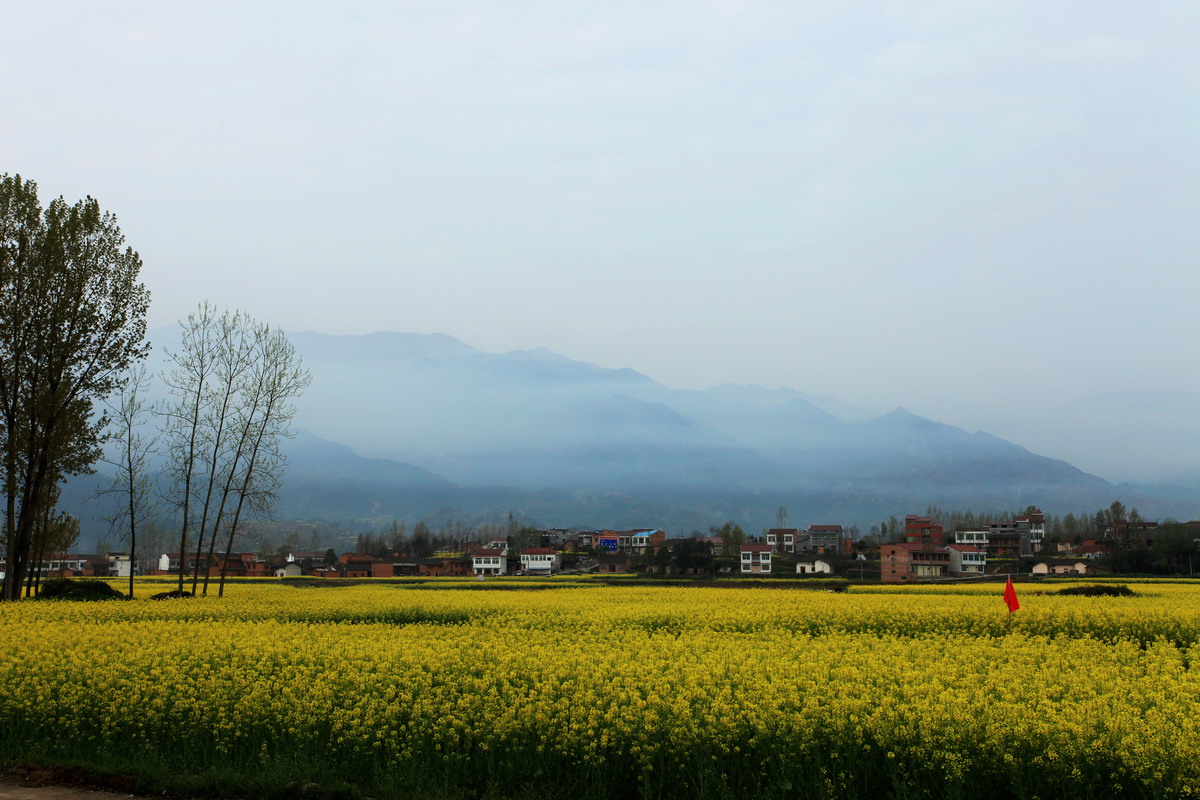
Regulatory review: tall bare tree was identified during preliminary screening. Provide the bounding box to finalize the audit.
[217,329,310,596]
[195,318,271,595]
[161,308,310,597]
[0,174,150,601]
[97,366,159,599]
[169,311,258,594]
[161,301,219,593]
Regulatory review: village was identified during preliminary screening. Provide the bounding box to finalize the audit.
[11,508,1164,587]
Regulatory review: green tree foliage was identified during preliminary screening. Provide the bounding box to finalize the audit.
[0,175,150,601]
[709,521,746,556]
[672,538,714,575]
[1150,521,1200,574]
[410,522,434,558]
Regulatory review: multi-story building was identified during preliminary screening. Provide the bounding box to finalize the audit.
[798,525,845,553]
[739,544,773,574]
[622,530,665,555]
[519,547,560,576]
[540,529,571,547]
[765,528,799,553]
[1106,519,1158,549]
[982,509,1047,555]
[1013,510,1046,552]
[986,528,1022,557]
[472,548,507,576]
[904,516,944,546]
[947,543,986,575]
[881,543,950,582]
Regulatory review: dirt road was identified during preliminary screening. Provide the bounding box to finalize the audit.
[0,776,139,800]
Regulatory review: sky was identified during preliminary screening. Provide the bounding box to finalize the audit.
[3,1,1199,430]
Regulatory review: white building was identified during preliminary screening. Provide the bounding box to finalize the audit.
[947,544,986,575]
[1032,561,1091,576]
[472,548,507,576]
[519,548,559,576]
[795,559,832,575]
[739,545,772,574]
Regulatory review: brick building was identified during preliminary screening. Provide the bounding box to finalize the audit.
[881,543,950,582]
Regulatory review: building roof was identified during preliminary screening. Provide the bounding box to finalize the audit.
[808,525,843,533]
[521,547,557,555]
[766,528,800,536]
[946,544,983,553]
[473,549,506,557]
[740,544,773,553]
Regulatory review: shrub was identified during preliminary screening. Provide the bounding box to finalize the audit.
[36,578,125,601]
[1057,584,1135,597]
[150,590,194,601]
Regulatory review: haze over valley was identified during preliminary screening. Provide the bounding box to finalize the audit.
[64,326,1196,540]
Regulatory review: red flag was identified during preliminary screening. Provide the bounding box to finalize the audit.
[1003,576,1020,614]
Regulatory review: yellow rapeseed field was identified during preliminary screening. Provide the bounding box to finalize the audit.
[1,579,1197,799]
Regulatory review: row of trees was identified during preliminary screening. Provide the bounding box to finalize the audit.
[1,175,309,601]
[351,517,547,560]
[158,303,310,598]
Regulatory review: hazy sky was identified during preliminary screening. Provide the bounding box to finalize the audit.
[4,1,1198,427]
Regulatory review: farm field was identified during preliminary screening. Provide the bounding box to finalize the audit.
[1,579,1198,799]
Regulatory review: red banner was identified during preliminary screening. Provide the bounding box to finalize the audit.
[1003,576,1020,614]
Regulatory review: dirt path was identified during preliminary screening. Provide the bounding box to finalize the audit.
[0,778,138,799]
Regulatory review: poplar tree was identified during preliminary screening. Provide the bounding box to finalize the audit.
[0,174,150,601]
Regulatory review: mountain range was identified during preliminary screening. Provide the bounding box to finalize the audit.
[65,328,1198,540]
[267,331,1199,530]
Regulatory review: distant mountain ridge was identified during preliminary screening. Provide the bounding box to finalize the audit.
[276,330,1167,523]
[117,327,1195,533]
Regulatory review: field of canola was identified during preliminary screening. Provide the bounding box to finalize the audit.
[1,578,1199,799]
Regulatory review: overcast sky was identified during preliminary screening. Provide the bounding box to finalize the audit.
[3,1,1198,428]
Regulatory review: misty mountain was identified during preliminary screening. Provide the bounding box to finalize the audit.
[281,430,459,519]
[123,327,1196,533]
[273,331,1149,521]
[702,383,878,422]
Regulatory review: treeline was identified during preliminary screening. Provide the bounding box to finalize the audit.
[867,501,1162,544]
[920,500,1153,540]
[349,517,547,559]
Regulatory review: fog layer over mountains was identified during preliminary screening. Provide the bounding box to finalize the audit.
[225,330,1196,531]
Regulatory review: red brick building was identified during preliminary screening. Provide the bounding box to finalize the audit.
[881,543,950,582]
[904,516,944,546]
